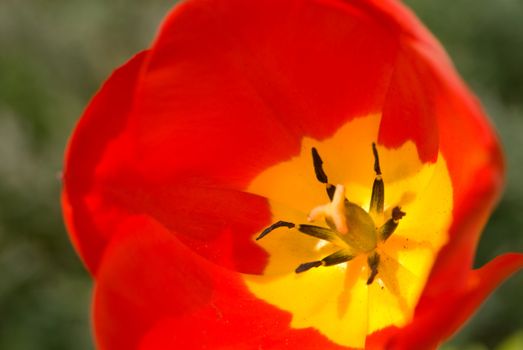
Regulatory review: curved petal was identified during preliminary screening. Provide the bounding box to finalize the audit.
[370,0,505,292]
[93,174,273,274]
[381,33,506,300]
[363,2,509,345]
[131,0,400,181]
[93,215,349,350]
[74,0,411,274]
[62,51,149,274]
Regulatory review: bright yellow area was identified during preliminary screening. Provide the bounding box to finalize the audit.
[242,114,453,348]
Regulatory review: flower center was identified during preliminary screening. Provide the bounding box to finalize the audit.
[256,143,406,285]
[243,115,453,348]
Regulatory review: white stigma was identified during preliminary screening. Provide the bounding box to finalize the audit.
[308,184,348,234]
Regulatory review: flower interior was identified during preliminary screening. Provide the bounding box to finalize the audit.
[244,114,453,348]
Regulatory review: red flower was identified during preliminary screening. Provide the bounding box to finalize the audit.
[62,0,523,349]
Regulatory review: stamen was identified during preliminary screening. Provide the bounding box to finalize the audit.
[392,207,406,222]
[372,142,382,176]
[369,143,384,214]
[297,224,340,243]
[295,249,354,273]
[296,261,323,273]
[312,147,329,183]
[378,206,406,241]
[367,252,380,285]
[256,221,295,240]
[256,221,342,244]
[311,147,335,200]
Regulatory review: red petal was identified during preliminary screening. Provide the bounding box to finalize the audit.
[132,0,400,181]
[94,216,349,350]
[369,0,505,296]
[62,51,149,274]
[75,0,407,274]
[371,3,508,345]
[96,174,273,274]
[378,45,440,163]
[388,35,505,298]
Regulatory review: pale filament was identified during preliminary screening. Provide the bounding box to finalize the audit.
[307,184,348,234]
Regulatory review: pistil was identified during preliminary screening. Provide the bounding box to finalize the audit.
[308,184,348,234]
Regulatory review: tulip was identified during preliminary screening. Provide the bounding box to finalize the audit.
[62,0,523,349]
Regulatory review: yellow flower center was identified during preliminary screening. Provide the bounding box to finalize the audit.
[242,114,453,348]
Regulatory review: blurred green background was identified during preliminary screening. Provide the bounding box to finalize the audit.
[0,0,521,349]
